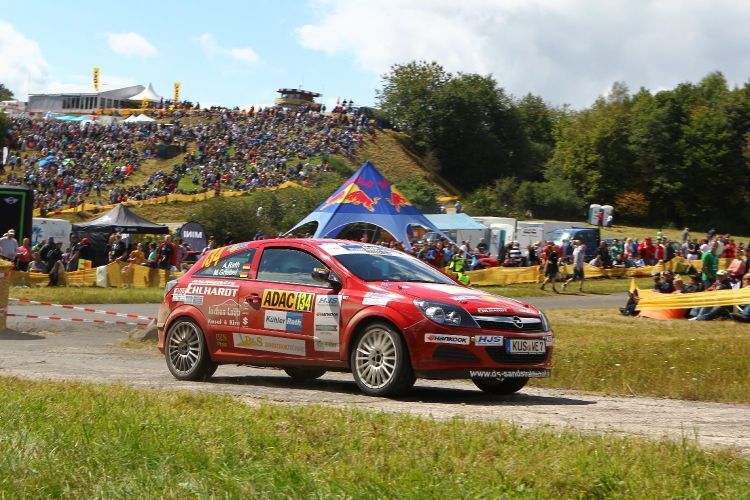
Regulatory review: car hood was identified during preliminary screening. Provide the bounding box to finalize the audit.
[370,282,540,317]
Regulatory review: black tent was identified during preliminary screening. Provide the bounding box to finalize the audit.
[72,204,169,267]
[72,204,169,234]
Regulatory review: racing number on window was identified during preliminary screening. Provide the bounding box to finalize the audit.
[194,249,256,278]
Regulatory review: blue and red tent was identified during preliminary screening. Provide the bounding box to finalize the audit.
[287,161,446,249]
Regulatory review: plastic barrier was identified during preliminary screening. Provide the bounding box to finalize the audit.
[33,181,306,217]
[9,262,181,289]
[635,287,750,311]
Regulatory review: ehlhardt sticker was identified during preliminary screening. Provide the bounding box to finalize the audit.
[424,333,470,345]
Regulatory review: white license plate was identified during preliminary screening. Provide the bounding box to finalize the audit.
[507,339,546,354]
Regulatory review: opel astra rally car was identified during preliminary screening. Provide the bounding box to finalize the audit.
[158,239,553,396]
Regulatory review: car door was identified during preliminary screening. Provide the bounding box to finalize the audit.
[189,247,257,349]
[234,245,341,361]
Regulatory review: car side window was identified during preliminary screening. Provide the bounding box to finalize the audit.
[194,249,256,278]
[257,248,329,287]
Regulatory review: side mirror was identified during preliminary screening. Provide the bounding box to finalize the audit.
[312,267,342,288]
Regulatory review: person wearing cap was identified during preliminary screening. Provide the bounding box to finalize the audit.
[0,229,19,263]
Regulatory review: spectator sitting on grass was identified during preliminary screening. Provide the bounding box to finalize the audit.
[688,270,733,321]
[28,252,46,273]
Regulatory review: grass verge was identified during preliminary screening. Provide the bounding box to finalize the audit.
[532,308,750,403]
[9,286,163,304]
[478,277,651,298]
[2,378,749,497]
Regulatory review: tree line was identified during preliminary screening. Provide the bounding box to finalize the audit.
[377,62,750,231]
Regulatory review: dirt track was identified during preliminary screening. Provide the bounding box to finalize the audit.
[3,307,750,456]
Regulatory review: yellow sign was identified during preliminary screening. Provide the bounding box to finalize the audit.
[93,67,100,91]
[174,81,180,102]
[262,289,314,312]
[141,95,148,109]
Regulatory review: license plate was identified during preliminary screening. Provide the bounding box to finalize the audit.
[507,338,546,354]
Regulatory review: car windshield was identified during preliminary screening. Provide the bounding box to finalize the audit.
[334,252,456,284]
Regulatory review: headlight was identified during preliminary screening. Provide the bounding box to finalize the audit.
[539,312,551,331]
[413,299,479,328]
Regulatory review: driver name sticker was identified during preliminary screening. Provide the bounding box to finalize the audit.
[424,333,470,345]
[233,333,306,356]
[262,289,314,312]
[314,295,341,349]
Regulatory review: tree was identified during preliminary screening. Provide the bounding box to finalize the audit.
[394,177,440,213]
[0,111,10,148]
[0,83,13,102]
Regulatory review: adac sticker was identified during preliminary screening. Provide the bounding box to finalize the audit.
[261,289,314,312]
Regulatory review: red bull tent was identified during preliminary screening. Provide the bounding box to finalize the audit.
[287,161,447,250]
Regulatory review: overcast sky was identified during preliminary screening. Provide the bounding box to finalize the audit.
[2,0,750,109]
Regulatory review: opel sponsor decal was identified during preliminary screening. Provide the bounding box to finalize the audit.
[262,289,314,312]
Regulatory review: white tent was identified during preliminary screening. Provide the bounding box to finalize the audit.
[127,83,161,102]
[123,114,156,123]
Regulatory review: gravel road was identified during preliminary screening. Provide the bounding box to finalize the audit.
[3,303,750,456]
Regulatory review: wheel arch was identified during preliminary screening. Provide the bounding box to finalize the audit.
[343,309,416,368]
[161,305,211,354]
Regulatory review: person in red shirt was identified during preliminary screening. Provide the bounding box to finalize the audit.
[723,238,736,259]
[638,237,655,265]
[14,237,32,271]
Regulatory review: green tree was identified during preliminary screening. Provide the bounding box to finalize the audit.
[0,83,13,102]
[394,177,440,213]
[0,111,10,148]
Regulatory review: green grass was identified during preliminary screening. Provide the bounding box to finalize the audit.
[2,378,749,497]
[9,286,163,304]
[531,308,750,403]
[478,277,650,298]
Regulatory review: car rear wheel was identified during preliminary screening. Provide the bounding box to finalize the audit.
[351,322,415,396]
[283,367,326,381]
[472,376,528,395]
[165,318,217,381]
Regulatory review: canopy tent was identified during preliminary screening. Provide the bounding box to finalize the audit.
[424,213,487,231]
[286,161,447,250]
[123,113,156,123]
[127,83,161,102]
[72,204,169,234]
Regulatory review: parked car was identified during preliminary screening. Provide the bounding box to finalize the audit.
[158,239,553,396]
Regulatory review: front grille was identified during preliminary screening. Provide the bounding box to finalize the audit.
[432,346,480,363]
[486,347,547,364]
[472,315,544,332]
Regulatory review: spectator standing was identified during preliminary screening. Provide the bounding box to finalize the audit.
[681,227,690,244]
[15,237,32,271]
[0,229,19,263]
[701,241,719,289]
[156,235,177,270]
[540,247,560,293]
[562,242,586,292]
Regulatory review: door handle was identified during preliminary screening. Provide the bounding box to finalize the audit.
[246,293,261,305]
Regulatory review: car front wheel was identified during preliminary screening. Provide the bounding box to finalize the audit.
[472,376,528,395]
[165,318,217,381]
[351,322,414,396]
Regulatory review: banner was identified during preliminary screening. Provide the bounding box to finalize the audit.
[179,221,206,252]
[636,287,750,311]
[2,146,7,165]
[174,82,180,102]
[93,67,100,92]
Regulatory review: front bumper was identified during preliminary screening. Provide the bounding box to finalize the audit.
[406,319,553,378]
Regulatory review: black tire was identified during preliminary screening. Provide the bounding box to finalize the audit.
[472,376,528,395]
[164,318,217,381]
[283,367,326,381]
[350,322,415,397]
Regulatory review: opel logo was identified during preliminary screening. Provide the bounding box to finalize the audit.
[512,316,524,329]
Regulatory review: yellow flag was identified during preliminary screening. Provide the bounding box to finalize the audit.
[174,82,180,102]
[629,277,637,293]
[93,67,100,91]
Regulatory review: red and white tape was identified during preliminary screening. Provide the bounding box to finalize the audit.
[5,313,149,326]
[9,298,155,322]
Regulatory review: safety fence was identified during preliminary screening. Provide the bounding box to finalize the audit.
[5,256,738,289]
[465,257,734,287]
[33,180,306,217]
[635,286,750,311]
[8,261,182,289]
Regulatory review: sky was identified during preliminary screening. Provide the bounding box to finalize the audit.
[2,0,750,110]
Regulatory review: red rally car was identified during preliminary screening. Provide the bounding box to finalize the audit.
[158,239,553,397]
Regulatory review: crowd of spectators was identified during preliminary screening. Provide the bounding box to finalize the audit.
[1,105,377,212]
